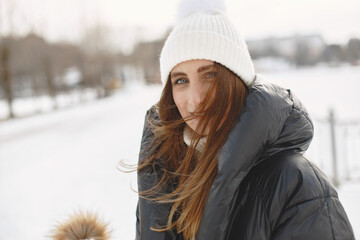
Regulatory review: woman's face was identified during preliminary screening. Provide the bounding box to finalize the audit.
[170,59,216,133]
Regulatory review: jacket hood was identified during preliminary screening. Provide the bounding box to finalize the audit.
[197,73,314,239]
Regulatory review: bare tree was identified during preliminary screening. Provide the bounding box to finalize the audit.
[0,40,14,118]
[0,0,16,118]
[79,22,116,98]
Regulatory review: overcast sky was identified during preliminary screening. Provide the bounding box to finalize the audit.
[1,0,359,52]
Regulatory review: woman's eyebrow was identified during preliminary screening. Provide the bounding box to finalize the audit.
[171,64,214,79]
[197,64,214,73]
[171,72,186,79]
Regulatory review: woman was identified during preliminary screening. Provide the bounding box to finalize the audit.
[136,1,354,240]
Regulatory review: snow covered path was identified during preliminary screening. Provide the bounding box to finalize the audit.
[0,83,162,240]
[0,78,359,239]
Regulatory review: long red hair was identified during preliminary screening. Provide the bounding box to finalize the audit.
[138,62,248,239]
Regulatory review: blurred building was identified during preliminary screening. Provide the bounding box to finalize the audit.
[247,34,326,67]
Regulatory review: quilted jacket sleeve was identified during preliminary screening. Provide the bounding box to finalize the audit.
[272,196,354,240]
[271,154,355,240]
[227,150,355,240]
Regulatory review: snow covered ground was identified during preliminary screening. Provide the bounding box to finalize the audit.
[0,83,161,239]
[0,65,359,239]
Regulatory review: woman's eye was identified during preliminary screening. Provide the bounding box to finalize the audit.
[175,78,187,84]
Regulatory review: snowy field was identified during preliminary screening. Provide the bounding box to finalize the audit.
[0,65,360,239]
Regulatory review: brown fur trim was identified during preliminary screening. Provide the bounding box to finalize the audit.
[50,211,110,240]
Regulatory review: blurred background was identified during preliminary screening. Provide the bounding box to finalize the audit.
[0,0,359,239]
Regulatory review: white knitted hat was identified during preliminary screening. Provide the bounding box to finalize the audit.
[159,0,256,87]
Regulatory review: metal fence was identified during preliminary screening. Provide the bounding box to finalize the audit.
[309,109,360,186]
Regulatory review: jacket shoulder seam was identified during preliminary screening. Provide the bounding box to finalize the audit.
[284,194,338,211]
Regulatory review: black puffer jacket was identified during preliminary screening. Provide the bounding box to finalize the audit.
[136,75,354,240]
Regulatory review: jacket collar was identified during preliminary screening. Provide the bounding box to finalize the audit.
[197,74,314,239]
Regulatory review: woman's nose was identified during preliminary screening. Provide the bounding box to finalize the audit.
[188,81,203,112]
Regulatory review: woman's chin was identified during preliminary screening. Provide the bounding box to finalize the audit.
[186,121,209,136]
